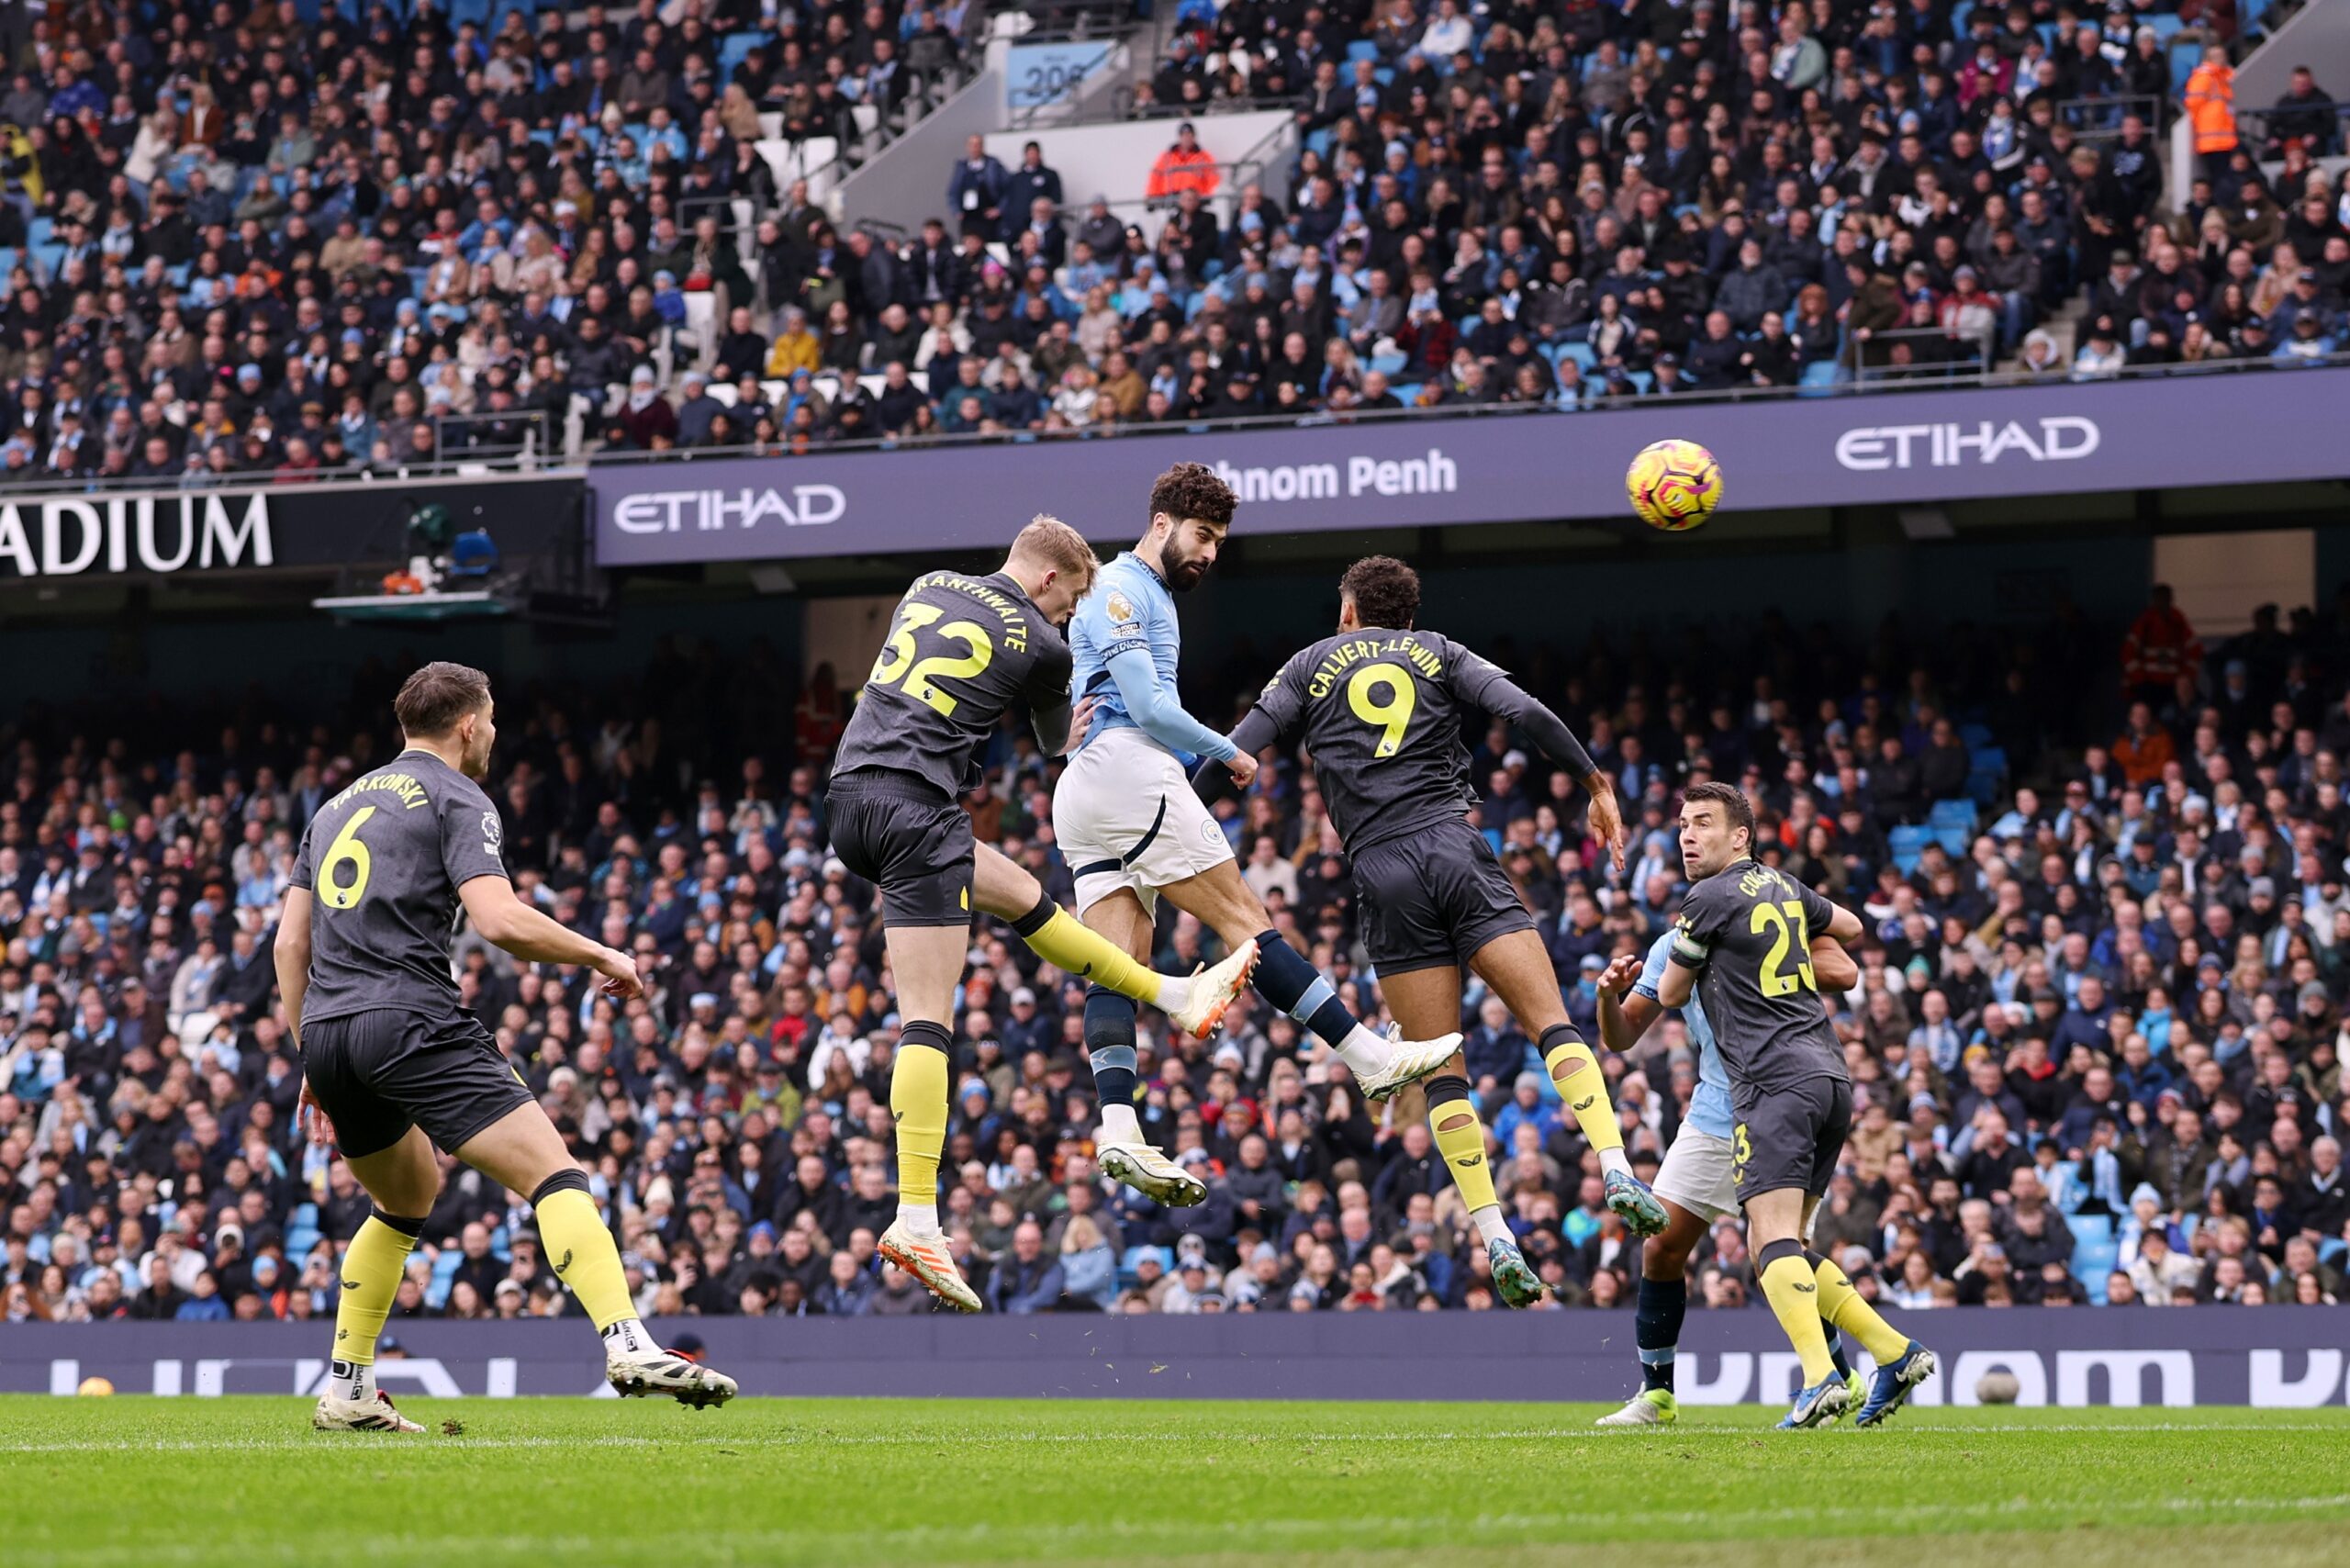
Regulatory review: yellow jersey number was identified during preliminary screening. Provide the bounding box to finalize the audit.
[317,806,376,910]
[1749,898,1818,997]
[868,601,995,718]
[1345,663,1417,758]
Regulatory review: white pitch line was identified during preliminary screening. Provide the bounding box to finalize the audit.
[0,1420,2341,1456]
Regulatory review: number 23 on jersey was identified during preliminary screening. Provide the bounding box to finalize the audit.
[1750,897,1817,997]
[868,601,995,716]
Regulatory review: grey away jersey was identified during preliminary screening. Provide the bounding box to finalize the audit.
[1245,627,1516,851]
[1670,858,1848,1096]
[833,569,1073,799]
[290,749,509,1025]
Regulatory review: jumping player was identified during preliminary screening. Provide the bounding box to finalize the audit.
[278,661,738,1430]
[1214,556,1671,1305]
[826,515,1257,1310]
[1656,782,1937,1428]
[1590,929,1863,1426]
[1054,467,1461,1205]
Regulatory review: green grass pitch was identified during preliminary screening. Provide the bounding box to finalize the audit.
[4,1396,2347,1567]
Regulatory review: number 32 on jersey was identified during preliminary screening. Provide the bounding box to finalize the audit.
[868,601,994,716]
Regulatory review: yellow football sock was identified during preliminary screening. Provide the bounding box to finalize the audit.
[331,1211,420,1365]
[1016,902,1167,1007]
[1813,1250,1911,1362]
[1760,1245,1838,1384]
[891,1023,952,1207]
[1427,1080,1501,1215]
[1541,1026,1624,1154]
[534,1185,635,1331]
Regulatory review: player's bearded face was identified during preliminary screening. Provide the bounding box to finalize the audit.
[458,705,497,779]
[1158,519,1222,591]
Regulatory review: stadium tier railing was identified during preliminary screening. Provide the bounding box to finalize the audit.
[0,350,2342,500]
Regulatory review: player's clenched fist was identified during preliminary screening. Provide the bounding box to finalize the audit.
[594,946,645,1000]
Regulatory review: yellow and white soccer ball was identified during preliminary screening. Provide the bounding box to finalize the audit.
[77,1376,114,1397]
[1626,438,1724,531]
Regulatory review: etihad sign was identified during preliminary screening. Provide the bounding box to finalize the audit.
[1834,416,2100,471]
[610,485,846,533]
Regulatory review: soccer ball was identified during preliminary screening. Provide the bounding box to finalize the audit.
[1626,439,1724,531]
[1975,1369,2020,1405]
[77,1376,114,1397]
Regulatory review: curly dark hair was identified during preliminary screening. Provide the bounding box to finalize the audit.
[1148,461,1236,530]
[1338,555,1420,630]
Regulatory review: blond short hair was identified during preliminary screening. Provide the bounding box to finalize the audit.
[1009,513,1098,592]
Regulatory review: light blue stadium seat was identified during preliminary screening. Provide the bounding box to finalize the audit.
[1889,823,1937,874]
[1952,0,1974,36]
[1390,381,1423,402]
[2070,1213,2114,1245]
[1305,127,1334,160]
[428,1249,462,1310]
[1959,722,1993,750]
[1347,39,1381,64]
[1628,370,1653,394]
[285,1224,320,1260]
[1798,358,1845,395]
[1119,1245,1173,1288]
[2240,0,2271,34]
[31,241,64,282]
[1560,341,1596,373]
[1930,799,1977,834]
[2149,12,2184,41]
[2072,1236,2119,1302]
[720,30,773,77]
[0,248,16,280]
[1369,351,1407,375]
[2169,41,2201,97]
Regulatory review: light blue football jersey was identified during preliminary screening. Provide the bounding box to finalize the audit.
[1635,928,1733,1139]
[1069,551,1182,754]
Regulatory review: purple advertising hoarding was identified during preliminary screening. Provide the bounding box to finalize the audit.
[590,367,2350,567]
[11,1308,2350,1406]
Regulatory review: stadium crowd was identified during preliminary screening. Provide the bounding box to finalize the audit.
[0,0,2344,484]
[9,581,2350,1324]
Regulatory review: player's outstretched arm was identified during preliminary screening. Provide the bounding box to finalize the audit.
[459,877,644,1000]
[1104,645,1243,772]
[1451,658,1621,868]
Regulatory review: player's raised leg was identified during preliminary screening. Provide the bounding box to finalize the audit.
[1380,964,1543,1306]
[1161,858,1460,1100]
[1469,928,1666,1235]
[970,841,1256,1037]
[312,1123,437,1433]
[458,1104,738,1405]
[871,919,986,1311]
